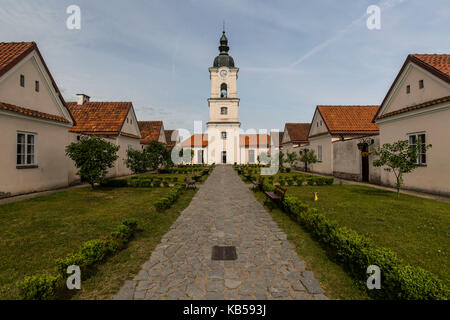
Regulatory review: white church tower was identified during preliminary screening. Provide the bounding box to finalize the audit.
[207,30,241,164]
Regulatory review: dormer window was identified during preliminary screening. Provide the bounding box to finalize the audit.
[221,107,228,115]
[406,85,410,94]
[20,74,25,87]
[220,83,227,98]
[419,80,424,89]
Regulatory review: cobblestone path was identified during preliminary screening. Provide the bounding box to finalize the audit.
[113,165,327,300]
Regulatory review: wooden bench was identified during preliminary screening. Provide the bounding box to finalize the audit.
[251,176,263,191]
[186,178,196,189]
[264,185,287,210]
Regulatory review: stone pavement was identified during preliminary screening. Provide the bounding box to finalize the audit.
[113,165,327,300]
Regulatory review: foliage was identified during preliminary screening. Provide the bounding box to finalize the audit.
[145,140,172,171]
[286,152,298,168]
[372,140,431,198]
[100,179,128,188]
[154,185,185,211]
[279,196,448,300]
[65,136,119,188]
[17,274,61,300]
[125,148,149,174]
[300,150,318,172]
[18,221,138,299]
[278,151,286,168]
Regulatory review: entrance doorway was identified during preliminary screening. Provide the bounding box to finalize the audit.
[361,145,369,182]
[197,150,204,164]
[221,151,227,164]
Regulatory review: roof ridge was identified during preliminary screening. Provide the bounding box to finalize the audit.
[317,105,379,107]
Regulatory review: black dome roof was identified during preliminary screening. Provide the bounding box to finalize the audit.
[213,31,235,68]
[213,54,235,68]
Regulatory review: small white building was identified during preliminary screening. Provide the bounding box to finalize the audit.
[0,42,75,197]
[307,105,381,182]
[281,123,311,168]
[373,54,450,196]
[66,96,142,179]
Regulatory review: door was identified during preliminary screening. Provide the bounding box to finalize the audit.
[197,150,203,164]
[221,151,227,164]
[361,145,369,182]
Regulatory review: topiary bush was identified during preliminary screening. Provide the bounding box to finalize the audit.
[17,274,61,300]
[100,179,128,188]
[280,196,449,300]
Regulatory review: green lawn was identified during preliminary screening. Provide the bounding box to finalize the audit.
[0,185,197,300]
[285,184,450,285]
[253,192,369,300]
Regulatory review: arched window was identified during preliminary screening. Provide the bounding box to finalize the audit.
[220,83,227,98]
[220,107,228,115]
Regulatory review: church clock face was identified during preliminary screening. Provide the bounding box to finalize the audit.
[220,69,228,79]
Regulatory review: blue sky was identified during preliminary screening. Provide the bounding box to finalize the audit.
[1,0,449,136]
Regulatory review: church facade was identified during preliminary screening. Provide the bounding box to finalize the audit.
[181,31,270,164]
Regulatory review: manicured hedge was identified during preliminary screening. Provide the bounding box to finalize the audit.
[154,184,185,211]
[17,220,138,300]
[280,195,449,300]
[100,179,128,188]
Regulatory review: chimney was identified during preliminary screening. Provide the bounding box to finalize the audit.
[76,93,90,105]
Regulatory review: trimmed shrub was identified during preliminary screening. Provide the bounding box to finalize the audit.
[280,196,449,300]
[17,274,60,300]
[100,179,128,188]
[79,239,116,265]
[154,185,184,212]
[55,253,86,277]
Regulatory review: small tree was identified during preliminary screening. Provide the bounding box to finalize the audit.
[372,139,431,198]
[300,149,317,172]
[145,140,170,172]
[278,151,286,168]
[125,149,148,174]
[66,136,119,188]
[286,152,298,168]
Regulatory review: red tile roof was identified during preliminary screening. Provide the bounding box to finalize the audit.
[412,54,450,79]
[0,42,35,77]
[0,101,70,124]
[180,134,208,147]
[377,96,450,120]
[165,129,178,147]
[284,123,310,143]
[67,101,138,138]
[373,54,450,121]
[138,121,164,144]
[240,134,270,147]
[316,105,380,135]
[0,42,74,124]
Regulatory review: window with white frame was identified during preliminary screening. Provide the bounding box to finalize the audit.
[317,145,322,162]
[221,131,227,139]
[17,132,36,166]
[408,133,427,165]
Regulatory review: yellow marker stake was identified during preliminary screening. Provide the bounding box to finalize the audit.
[314,192,318,201]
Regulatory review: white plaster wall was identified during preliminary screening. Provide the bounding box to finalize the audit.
[377,107,450,196]
[0,114,73,195]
